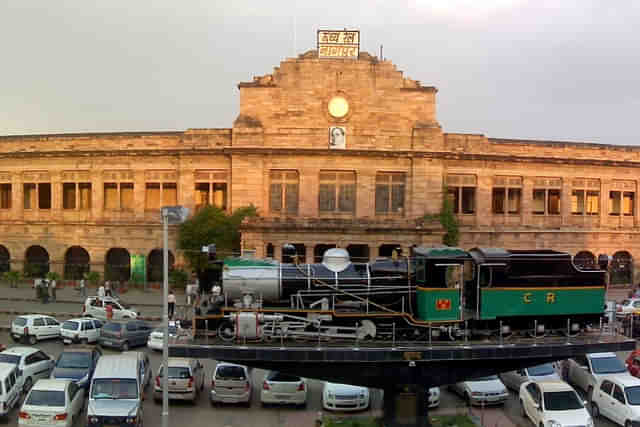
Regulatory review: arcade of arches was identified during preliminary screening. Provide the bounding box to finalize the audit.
[0,245,175,283]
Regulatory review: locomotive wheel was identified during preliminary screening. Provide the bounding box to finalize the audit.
[217,321,236,342]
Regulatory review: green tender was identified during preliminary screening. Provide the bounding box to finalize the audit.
[480,287,605,320]
[416,288,461,321]
[223,258,277,268]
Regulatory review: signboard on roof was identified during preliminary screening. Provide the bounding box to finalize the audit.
[317,30,360,59]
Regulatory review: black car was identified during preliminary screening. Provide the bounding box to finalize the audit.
[98,320,153,351]
[51,346,102,391]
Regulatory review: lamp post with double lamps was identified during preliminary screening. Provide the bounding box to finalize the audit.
[160,206,189,427]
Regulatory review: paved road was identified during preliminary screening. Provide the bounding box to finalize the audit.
[0,331,383,427]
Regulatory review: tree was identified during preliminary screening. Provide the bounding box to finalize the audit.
[178,205,258,273]
[422,187,460,247]
[169,269,189,289]
[3,271,21,288]
[46,271,61,282]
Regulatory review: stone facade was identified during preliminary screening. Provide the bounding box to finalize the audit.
[1,50,639,284]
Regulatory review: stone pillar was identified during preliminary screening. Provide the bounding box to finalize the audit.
[179,168,195,216]
[12,173,23,221]
[134,170,145,220]
[305,245,314,264]
[521,177,533,227]
[51,172,61,219]
[561,179,572,226]
[476,173,492,227]
[92,169,103,221]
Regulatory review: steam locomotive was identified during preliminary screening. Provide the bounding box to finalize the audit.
[193,245,607,342]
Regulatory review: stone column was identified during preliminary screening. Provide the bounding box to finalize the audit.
[521,177,533,227]
[134,170,145,221]
[12,172,23,221]
[51,172,62,220]
[179,168,195,215]
[561,179,572,226]
[476,173,492,227]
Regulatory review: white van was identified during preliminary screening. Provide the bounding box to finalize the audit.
[0,362,21,418]
[87,355,143,427]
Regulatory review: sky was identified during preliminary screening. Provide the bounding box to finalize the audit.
[2,0,640,145]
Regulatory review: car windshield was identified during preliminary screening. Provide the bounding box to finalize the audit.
[62,321,79,331]
[626,386,640,405]
[13,317,27,326]
[0,354,20,365]
[57,352,90,369]
[591,356,627,374]
[543,390,583,411]
[102,323,122,333]
[470,375,498,382]
[267,372,300,382]
[528,364,555,377]
[91,379,138,399]
[216,366,246,380]
[158,366,191,379]
[26,390,65,407]
[622,299,631,306]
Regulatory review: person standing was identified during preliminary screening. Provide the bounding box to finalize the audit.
[98,283,105,298]
[79,278,86,297]
[105,280,112,297]
[34,278,41,300]
[42,279,49,304]
[168,290,176,320]
[105,303,113,321]
[50,278,57,303]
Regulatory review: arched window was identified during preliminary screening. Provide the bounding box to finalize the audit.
[105,248,131,282]
[24,246,49,277]
[0,245,10,273]
[314,244,336,263]
[147,249,175,282]
[611,251,633,285]
[64,246,90,280]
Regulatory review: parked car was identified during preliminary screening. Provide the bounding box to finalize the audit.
[210,363,252,406]
[626,349,640,378]
[50,346,102,391]
[10,315,60,345]
[147,321,190,351]
[122,351,152,393]
[260,371,307,408]
[60,318,102,345]
[98,320,153,351]
[564,352,631,400]
[591,375,640,426]
[500,363,560,391]
[617,298,640,317]
[87,355,143,427]
[19,379,84,427]
[427,386,440,408]
[0,347,54,393]
[83,296,138,321]
[519,380,593,427]
[323,382,369,412]
[449,375,509,406]
[154,357,205,403]
[0,362,22,419]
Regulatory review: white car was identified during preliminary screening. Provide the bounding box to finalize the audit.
[211,363,252,406]
[261,371,307,408]
[11,315,60,345]
[617,298,640,317]
[500,363,560,391]
[147,322,189,351]
[564,352,631,400]
[82,296,138,321]
[322,382,369,412]
[154,358,205,403]
[19,379,85,427]
[427,386,440,408]
[450,375,509,406]
[0,347,54,394]
[519,380,593,427]
[591,375,640,426]
[60,318,102,345]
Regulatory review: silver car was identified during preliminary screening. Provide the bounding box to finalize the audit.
[450,375,509,406]
[210,362,251,406]
[500,363,559,391]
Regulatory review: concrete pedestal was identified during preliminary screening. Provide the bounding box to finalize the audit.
[382,385,430,427]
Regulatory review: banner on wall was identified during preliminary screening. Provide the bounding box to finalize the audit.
[130,254,146,284]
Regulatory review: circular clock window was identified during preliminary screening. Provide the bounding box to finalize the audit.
[328,96,349,118]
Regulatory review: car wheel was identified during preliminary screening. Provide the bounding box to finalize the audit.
[23,377,33,394]
[28,335,37,345]
[122,341,129,351]
[591,402,600,418]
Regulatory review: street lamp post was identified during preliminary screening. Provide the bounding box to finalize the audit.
[160,206,189,427]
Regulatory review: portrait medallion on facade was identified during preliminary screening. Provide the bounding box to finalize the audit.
[329,126,346,149]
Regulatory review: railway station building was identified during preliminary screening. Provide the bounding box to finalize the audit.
[1,35,639,285]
